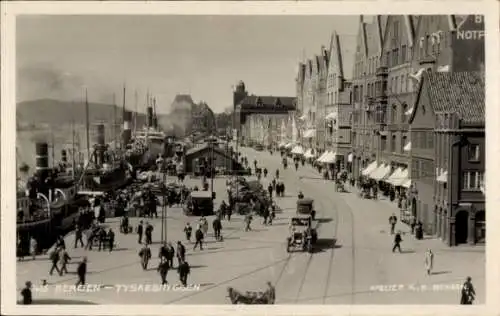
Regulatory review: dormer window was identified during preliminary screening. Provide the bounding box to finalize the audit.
[256,97,263,107]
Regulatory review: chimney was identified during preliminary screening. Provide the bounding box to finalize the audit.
[122,110,132,145]
[95,124,106,165]
[35,142,49,180]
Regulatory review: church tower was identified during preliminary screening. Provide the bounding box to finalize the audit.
[233,80,247,110]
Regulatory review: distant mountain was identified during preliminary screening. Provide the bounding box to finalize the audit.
[17,98,169,129]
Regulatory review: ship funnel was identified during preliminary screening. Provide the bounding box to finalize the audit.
[147,107,153,128]
[153,116,158,129]
[95,124,106,165]
[35,142,49,180]
[61,149,68,163]
[122,110,132,145]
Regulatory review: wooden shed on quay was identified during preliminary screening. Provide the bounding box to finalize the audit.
[184,144,243,175]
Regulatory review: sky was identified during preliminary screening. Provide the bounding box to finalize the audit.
[17,15,362,113]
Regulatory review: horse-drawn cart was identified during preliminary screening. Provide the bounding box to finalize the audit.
[227,282,275,304]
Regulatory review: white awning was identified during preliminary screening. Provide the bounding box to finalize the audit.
[347,153,354,163]
[361,161,378,176]
[285,142,295,149]
[369,164,392,181]
[405,107,414,116]
[299,115,307,120]
[437,65,450,72]
[403,142,411,152]
[392,168,409,186]
[303,129,316,139]
[322,152,337,164]
[304,149,315,158]
[325,112,338,120]
[278,141,287,147]
[291,145,305,155]
[402,179,412,188]
[386,167,403,185]
[316,151,329,162]
[436,169,448,183]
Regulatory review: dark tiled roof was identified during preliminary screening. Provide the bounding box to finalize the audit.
[239,95,296,110]
[427,72,485,124]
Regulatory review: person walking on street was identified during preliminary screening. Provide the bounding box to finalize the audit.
[108,228,115,252]
[20,281,32,305]
[460,276,476,304]
[424,249,434,275]
[49,248,61,276]
[74,224,85,249]
[178,259,191,287]
[392,231,403,253]
[166,242,175,268]
[184,222,193,242]
[201,217,209,236]
[263,207,270,225]
[137,220,144,244]
[75,257,87,287]
[389,213,397,235]
[139,243,152,270]
[145,222,154,245]
[176,241,186,266]
[269,207,275,225]
[212,217,222,241]
[29,237,38,261]
[159,242,168,263]
[263,168,268,178]
[268,184,273,199]
[410,216,417,235]
[157,259,169,285]
[58,247,72,276]
[193,226,204,251]
[244,213,253,231]
[98,228,107,251]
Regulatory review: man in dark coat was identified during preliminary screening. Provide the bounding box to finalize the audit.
[268,184,273,199]
[139,244,152,270]
[193,226,204,250]
[157,260,169,285]
[137,221,144,244]
[166,242,175,268]
[74,224,85,249]
[20,281,32,305]
[98,228,107,251]
[75,257,87,287]
[460,277,475,304]
[108,228,115,252]
[178,260,191,287]
[145,222,153,245]
[392,231,403,253]
[212,217,222,240]
[176,241,186,266]
[48,248,61,275]
[388,213,397,235]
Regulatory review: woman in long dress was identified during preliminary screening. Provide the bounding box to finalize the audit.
[424,249,434,275]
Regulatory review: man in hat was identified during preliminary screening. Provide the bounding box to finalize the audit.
[76,257,87,287]
[20,281,32,305]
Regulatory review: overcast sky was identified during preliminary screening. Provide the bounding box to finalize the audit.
[17,15,361,113]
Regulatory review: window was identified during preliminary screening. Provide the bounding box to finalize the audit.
[462,171,482,191]
[394,49,399,67]
[420,131,427,149]
[468,144,480,161]
[391,104,397,123]
[386,52,391,67]
[401,45,407,63]
[425,35,430,56]
[391,135,396,152]
[401,135,407,153]
[426,131,434,149]
[393,21,399,39]
[381,135,387,151]
[401,75,405,93]
[401,103,408,123]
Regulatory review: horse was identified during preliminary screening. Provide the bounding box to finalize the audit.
[226,287,275,304]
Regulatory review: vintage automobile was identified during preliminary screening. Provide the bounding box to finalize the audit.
[254,144,264,151]
[297,198,316,220]
[286,215,318,253]
[183,191,214,216]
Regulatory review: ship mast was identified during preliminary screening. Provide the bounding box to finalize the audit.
[122,84,126,150]
[85,88,90,163]
[113,93,117,151]
[134,90,138,134]
[71,101,76,180]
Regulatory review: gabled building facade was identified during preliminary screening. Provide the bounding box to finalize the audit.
[315,48,329,152]
[408,71,484,246]
[376,15,416,182]
[351,16,385,179]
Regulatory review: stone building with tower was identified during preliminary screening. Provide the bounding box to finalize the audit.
[232,81,296,146]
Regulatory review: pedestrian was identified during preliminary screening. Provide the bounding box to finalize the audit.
[75,257,87,287]
[85,228,94,250]
[178,259,191,287]
[275,169,279,179]
[20,281,32,305]
[137,220,144,244]
[56,235,66,250]
[176,241,186,266]
[272,178,277,190]
[139,243,152,270]
[388,213,397,235]
[269,206,275,225]
[268,184,273,199]
[227,207,232,222]
[201,217,209,236]
[244,213,253,231]
[262,206,270,225]
[58,247,71,276]
[460,276,475,304]
[410,216,417,234]
[145,222,154,245]
[263,168,268,178]
[49,248,61,276]
[29,237,38,261]
[392,231,403,253]
[214,216,223,240]
[157,260,169,285]
[166,242,175,268]
[108,228,115,252]
[74,224,85,248]
[184,222,192,242]
[424,249,434,275]
[98,228,107,251]
[193,225,204,250]
[121,215,129,234]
